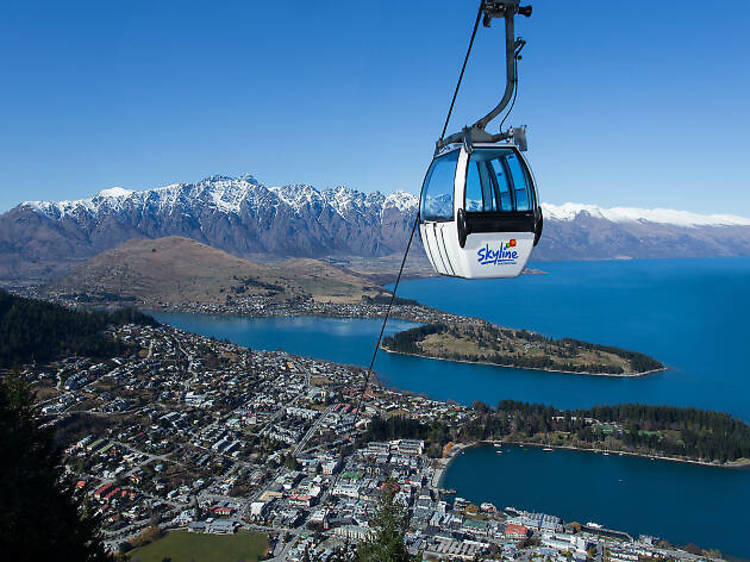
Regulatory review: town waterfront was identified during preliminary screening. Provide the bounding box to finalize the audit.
[441,444,750,557]
[154,257,750,556]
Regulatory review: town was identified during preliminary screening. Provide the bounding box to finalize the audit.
[22,321,721,561]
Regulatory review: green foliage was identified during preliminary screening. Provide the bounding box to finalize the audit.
[0,375,110,561]
[381,324,447,355]
[364,416,454,458]
[362,294,420,306]
[472,401,750,463]
[364,400,750,464]
[0,289,157,368]
[283,452,300,470]
[559,338,663,373]
[357,482,415,562]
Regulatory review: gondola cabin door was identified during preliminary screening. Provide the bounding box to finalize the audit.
[419,143,540,279]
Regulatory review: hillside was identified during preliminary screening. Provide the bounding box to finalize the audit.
[0,289,154,368]
[41,236,387,308]
[2,174,750,283]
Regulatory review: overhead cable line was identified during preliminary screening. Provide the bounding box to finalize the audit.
[439,1,484,143]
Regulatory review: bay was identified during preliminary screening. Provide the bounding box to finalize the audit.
[442,444,749,556]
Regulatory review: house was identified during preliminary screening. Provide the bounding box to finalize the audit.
[321,460,339,475]
[93,484,114,501]
[211,506,233,517]
[505,523,529,540]
[290,494,315,507]
[206,519,237,535]
[250,501,268,517]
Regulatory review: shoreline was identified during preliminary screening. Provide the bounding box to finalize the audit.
[380,346,667,378]
[438,440,750,472]
[433,441,477,490]
[48,287,667,380]
[143,308,665,379]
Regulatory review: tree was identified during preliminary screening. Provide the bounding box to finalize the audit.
[0,375,110,561]
[284,453,300,471]
[357,482,416,562]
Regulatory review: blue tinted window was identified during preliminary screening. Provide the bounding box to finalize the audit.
[506,152,532,211]
[467,148,532,213]
[421,150,458,221]
[465,161,498,212]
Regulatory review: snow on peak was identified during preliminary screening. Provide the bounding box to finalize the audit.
[384,190,418,212]
[541,202,750,227]
[97,187,133,198]
[17,172,749,229]
[269,184,325,212]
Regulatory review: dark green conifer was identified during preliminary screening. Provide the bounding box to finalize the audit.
[0,375,110,561]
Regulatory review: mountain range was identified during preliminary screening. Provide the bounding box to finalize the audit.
[1,173,749,282]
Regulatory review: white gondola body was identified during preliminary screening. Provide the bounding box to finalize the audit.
[419,144,540,279]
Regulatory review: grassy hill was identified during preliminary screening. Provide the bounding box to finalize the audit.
[42,236,387,308]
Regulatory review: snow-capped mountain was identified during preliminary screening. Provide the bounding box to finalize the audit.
[0,175,418,281]
[534,202,750,262]
[1,174,749,282]
[541,202,750,228]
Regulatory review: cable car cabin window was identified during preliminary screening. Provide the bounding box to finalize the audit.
[465,161,497,212]
[421,150,459,221]
[506,152,533,211]
[466,148,533,213]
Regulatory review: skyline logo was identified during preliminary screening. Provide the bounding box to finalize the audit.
[477,240,519,266]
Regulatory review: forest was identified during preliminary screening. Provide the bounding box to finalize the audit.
[0,289,156,369]
[364,400,750,464]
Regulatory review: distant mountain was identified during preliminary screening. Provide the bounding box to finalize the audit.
[535,203,750,261]
[1,174,749,282]
[0,175,416,281]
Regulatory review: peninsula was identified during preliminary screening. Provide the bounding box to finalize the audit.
[381,320,664,376]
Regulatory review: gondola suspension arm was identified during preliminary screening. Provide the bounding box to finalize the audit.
[438,0,531,151]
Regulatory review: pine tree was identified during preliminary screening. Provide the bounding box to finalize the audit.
[0,375,110,561]
[357,482,416,562]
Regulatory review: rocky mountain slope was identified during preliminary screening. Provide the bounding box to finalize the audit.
[1,174,749,282]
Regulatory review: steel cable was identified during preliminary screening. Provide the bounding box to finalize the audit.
[439,1,484,142]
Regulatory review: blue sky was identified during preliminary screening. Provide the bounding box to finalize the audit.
[1,0,749,215]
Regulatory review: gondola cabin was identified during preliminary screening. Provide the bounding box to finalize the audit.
[419,142,542,279]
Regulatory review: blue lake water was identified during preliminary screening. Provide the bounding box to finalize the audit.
[153,257,750,556]
[391,257,750,420]
[160,257,750,420]
[443,445,749,556]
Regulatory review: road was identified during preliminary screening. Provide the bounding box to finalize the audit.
[293,405,334,455]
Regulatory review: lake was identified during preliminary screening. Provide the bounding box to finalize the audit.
[153,257,750,556]
[158,257,750,420]
[442,444,749,557]
[392,257,750,420]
